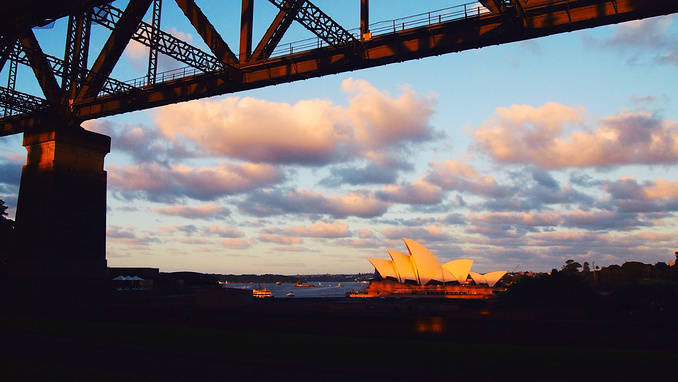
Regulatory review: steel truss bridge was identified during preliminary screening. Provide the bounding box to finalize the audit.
[2,0,678,137]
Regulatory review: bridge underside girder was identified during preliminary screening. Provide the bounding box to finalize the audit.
[2,0,678,137]
[3,0,676,137]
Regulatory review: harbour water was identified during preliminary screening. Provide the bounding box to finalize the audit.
[222,281,367,298]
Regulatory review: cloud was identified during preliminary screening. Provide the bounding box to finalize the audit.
[473,103,678,169]
[604,17,674,50]
[466,209,651,232]
[258,233,303,245]
[0,160,21,187]
[357,228,374,239]
[152,204,230,219]
[642,179,678,199]
[161,224,243,238]
[123,27,195,72]
[177,238,213,245]
[382,225,451,242]
[630,95,658,105]
[319,162,401,187]
[258,222,351,242]
[222,238,251,249]
[334,238,383,249]
[238,188,390,218]
[569,172,601,188]
[108,161,283,201]
[560,210,651,231]
[201,225,244,238]
[123,40,148,70]
[531,168,558,189]
[440,213,466,225]
[377,178,443,205]
[457,228,677,270]
[107,226,160,248]
[285,221,350,238]
[154,78,436,165]
[0,158,21,213]
[656,50,678,66]
[484,169,594,212]
[587,15,678,67]
[468,211,560,227]
[84,120,191,164]
[166,27,194,44]
[599,177,678,213]
[107,226,136,239]
[426,160,507,197]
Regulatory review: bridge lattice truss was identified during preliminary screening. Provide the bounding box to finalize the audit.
[1,0,677,137]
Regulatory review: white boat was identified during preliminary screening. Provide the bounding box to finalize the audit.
[285,291,295,297]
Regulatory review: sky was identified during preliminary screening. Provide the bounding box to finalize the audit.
[1,1,678,275]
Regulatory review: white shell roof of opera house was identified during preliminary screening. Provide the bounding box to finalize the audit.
[368,238,506,287]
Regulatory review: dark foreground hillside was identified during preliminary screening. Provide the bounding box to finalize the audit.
[2,292,678,381]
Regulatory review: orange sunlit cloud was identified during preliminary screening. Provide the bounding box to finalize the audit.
[154,78,435,165]
[642,179,678,199]
[426,160,505,197]
[473,103,678,169]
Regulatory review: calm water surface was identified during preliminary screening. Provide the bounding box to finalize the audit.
[222,281,367,298]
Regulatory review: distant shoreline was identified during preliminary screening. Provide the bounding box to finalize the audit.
[217,273,373,283]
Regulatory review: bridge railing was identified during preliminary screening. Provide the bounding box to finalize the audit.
[124,2,490,88]
[125,66,203,88]
[268,2,490,57]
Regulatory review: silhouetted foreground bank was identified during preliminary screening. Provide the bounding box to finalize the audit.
[4,256,678,379]
[2,293,678,381]
[497,259,678,320]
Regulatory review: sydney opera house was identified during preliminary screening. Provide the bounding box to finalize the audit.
[350,238,507,299]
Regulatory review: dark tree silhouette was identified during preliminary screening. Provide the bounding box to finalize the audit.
[0,199,13,233]
[0,199,8,218]
[562,259,582,275]
[583,262,591,273]
[0,199,14,266]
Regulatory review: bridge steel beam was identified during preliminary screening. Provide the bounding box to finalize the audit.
[360,0,369,38]
[3,0,678,136]
[0,87,47,115]
[91,3,226,73]
[147,0,162,85]
[251,0,305,62]
[62,11,92,102]
[19,29,64,109]
[9,44,136,98]
[0,33,18,73]
[240,0,254,61]
[78,0,152,100]
[268,0,357,46]
[176,0,239,69]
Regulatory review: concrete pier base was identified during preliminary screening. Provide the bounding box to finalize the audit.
[10,127,110,290]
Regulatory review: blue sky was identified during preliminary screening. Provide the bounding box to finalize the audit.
[1,1,678,274]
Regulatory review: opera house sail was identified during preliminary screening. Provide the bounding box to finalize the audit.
[352,238,507,299]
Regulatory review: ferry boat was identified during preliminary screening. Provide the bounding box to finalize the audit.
[295,281,316,288]
[252,288,273,298]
